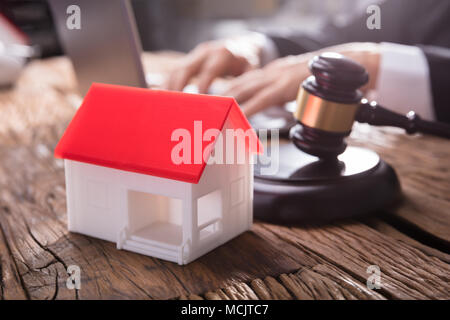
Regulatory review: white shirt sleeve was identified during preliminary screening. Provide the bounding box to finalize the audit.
[375,42,435,121]
[224,32,279,67]
[259,34,280,66]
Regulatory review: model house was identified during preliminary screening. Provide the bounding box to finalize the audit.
[54,83,262,265]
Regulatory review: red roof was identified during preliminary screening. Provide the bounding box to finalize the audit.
[55,83,262,183]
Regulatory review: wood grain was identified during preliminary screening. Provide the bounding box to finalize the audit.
[349,123,450,246]
[259,222,450,299]
[366,218,450,264]
[0,54,449,300]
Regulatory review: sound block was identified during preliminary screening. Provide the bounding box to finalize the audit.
[253,144,401,225]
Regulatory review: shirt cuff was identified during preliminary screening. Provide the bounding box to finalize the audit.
[259,34,279,66]
[375,42,435,121]
[224,32,279,67]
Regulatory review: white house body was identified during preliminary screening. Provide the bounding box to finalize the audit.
[55,84,261,265]
[64,145,253,265]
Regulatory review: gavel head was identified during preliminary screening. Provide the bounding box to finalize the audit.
[290,52,369,159]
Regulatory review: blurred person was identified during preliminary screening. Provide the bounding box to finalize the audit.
[162,0,450,123]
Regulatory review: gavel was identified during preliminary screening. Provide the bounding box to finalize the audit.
[253,52,450,224]
[290,52,450,159]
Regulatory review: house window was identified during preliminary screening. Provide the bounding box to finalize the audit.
[127,190,183,247]
[230,177,244,206]
[197,189,222,241]
[87,180,108,208]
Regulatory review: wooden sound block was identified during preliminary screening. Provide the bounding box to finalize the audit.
[253,144,401,225]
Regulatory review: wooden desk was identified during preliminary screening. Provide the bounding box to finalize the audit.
[0,53,449,300]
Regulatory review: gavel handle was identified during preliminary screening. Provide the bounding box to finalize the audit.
[355,99,450,139]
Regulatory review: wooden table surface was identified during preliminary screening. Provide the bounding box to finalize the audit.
[0,53,449,300]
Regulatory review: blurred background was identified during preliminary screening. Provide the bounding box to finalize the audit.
[2,0,377,57]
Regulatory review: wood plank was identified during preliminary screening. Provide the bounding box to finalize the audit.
[0,136,389,299]
[0,134,312,299]
[0,139,190,299]
[366,218,450,264]
[0,218,28,300]
[349,124,450,245]
[261,222,450,299]
[0,129,447,300]
[182,263,387,300]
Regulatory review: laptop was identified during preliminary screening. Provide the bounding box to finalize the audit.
[49,0,295,135]
[48,0,148,96]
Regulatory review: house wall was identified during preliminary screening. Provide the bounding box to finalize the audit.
[189,119,254,261]
[64,159,191,243]
[191,160,252,258]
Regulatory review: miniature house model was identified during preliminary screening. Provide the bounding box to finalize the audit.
[54,83,262,265]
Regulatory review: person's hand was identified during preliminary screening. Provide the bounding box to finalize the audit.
[224,42,381,116]
[162,36,263,94]
[224,55,310,116]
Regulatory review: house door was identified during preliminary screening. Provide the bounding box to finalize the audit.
[120,189,184,262]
